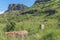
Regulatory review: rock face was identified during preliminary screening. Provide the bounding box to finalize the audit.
[35,0,51,4]
[8,4,28,11]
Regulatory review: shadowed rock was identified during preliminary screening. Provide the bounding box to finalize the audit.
[7,4,28,11]
[21,9,38,15]
[45,10,57,16]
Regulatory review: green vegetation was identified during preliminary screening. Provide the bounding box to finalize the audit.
[4,21,16,32]
[0,0,60,40]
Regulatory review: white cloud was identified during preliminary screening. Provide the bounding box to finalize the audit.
[0,11,5,14]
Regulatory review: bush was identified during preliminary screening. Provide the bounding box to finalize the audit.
[4,22,16,32]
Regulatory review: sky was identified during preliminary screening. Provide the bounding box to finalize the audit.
[0,0,36,14]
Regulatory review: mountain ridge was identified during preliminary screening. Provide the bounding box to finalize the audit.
[7,4,28,11]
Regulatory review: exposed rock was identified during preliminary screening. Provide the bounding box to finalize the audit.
[40,24,45,29]
[45,9,57,16]
[7,4,28,11]
[35,0,51,4]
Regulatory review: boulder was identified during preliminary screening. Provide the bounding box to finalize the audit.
[40,24,45,29]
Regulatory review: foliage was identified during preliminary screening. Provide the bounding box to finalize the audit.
[4,22,16,32]
[0,0,60,40]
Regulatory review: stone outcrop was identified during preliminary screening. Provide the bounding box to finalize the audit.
[8,4,28,11]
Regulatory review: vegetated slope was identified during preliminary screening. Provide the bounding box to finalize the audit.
[0,0,60,40]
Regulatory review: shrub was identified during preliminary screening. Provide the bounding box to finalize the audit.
[4,22,16,32]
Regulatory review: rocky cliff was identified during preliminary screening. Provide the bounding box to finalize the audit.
[8,4,28,11]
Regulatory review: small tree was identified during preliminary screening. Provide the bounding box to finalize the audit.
[4,22,16,32]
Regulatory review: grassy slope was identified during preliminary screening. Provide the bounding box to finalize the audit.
[0,0,60,40]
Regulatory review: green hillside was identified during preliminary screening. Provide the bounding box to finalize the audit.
[0,0,60,40]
